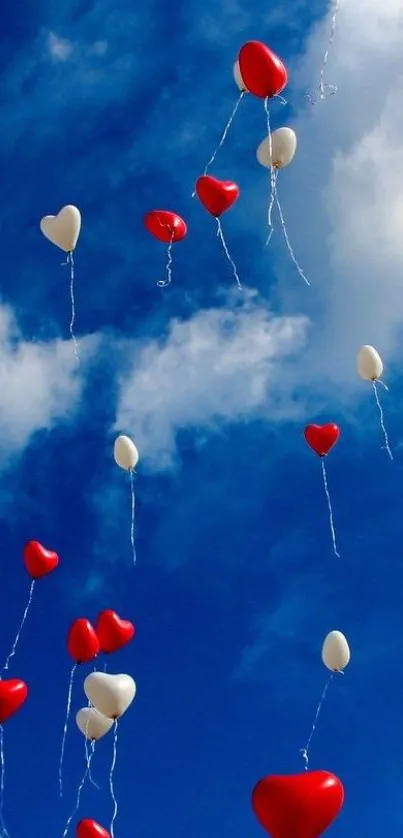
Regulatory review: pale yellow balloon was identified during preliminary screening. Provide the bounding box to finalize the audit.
[40,205,81,252]
[256,128,297,169]
[357,345,383,381]
[84,672,136,720]
[113,435,139,470]
[322,630,350,672]
[233,60,247,92]
[76,707,114,740]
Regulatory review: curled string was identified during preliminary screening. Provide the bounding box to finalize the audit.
[3,579,35,671]
[320,458,340,557]
[62,252,79,363]
[0,727,9,838]
[300,672,339,769]
[215,218,242,290]
[109,721,119,838]
[191,92,245,197]
[308,0,340,104]
[61,746,95,838]
[59,663,77,798]
[129,469,136,566]
[263,99,278,246]
[84,712,100,790]
[157,232,175,288]
[372,381,393,461]
[274,181,310,286]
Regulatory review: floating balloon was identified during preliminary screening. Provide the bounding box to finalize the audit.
[304,424,340,557]
[114,435,139,565]
[0,679,28,723]
[252,771,344,838]
[322,630,350,672]
[76,707,114,741]
[144,210,187,288]
[233,60,247,92]
[238,41,288,99]
[68,619,100,664]
[3,541,59,674]
[96,610,135,654]
[84,672,136,720]
[195,175,242,289]
[257,128,297,169]
[77,820,111,838]
[301,631,350,769]
[40,205,81,362]
[59,619,100,798]
[357,345,393,460]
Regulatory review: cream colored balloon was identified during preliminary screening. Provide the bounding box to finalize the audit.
[256,128,297,169]
[357,345,383,381]
[233,60,247,92]
[322,631,350,672]
[114,435,139,470]
[84,672,136,719]
[76,707,114,740]
[40,205,81,253]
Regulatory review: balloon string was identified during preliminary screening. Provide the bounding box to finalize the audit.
[191,92,245,196]
[3,579,35,672]
[215,218,242,290]
[66,252,79,363]
[109,721,119,838]
[320,458,340,557]
[61,746,95,838]
[372,381,393,461]
[0,727,9,838]
[129,469,136,566]
[157,233,174,288]
[300,673,337,769]
[263,99,277,246]
[59,663,77,798]
[273,180,310,286]
[308,0,340,103]
[84,712,100,790]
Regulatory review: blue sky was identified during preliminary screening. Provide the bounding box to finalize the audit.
[0,0,403,836]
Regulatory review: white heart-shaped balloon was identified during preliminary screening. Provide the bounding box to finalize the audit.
[40,205,81,253]
[84,672,136,719]
[256,128,297,169]
[114,435,139,471]
[76,706,114,740]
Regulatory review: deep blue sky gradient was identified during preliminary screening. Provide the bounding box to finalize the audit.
[0,1,402,837]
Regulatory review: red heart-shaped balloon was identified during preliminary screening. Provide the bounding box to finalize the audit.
[67,618,100,664]
[144,210,187,243]
[77,820,111,838]
[304,424,340,457]
[252,771,344,838]
[196,175,239,218]
[0,679,28,723]
[238,41,288,99]
[96,609,135,654]
[23,540,59,579]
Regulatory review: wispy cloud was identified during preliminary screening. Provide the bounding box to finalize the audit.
[114,290,309,468]
[46,32,74,61]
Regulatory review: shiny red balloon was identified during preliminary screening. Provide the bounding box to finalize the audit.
[304,424,340,457]
[96,609,135,654]
[67,618,100,664]
[196,176,239,218]
[238,41,288,99]
[0,679,28,723]
[23,540,59,579]
[252,771,344,838]
[144,210,187,243]
[77,820,111,838]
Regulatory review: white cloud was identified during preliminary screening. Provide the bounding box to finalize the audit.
[47,32,74,61]
[0,303,93,456]
[279,0,403,381]
[115,291,309,468]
